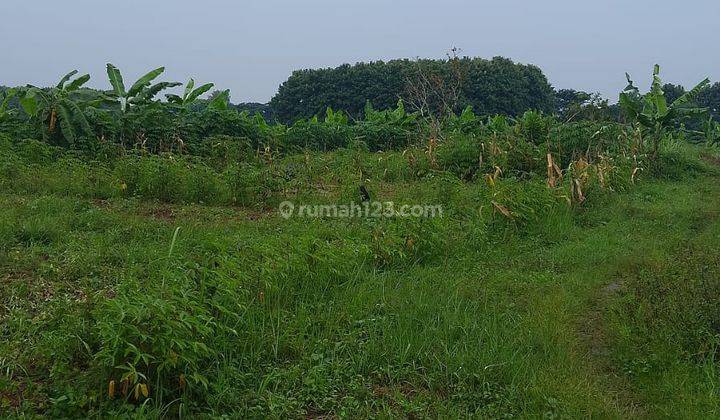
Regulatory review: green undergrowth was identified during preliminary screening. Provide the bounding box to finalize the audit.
[1,141,719,417]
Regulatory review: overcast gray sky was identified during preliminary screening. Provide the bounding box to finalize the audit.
[1,0,718,103]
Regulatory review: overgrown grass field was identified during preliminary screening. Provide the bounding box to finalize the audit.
[1,136,720,417]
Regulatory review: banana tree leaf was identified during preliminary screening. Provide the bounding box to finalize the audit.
[619,92,640,118]
[57,70,79,89]
[671,78,710,109]
[106,64,126,97]
[650,66,668,117]
[57,103,76,144]
[64,99,93,135]
[186,83,214,104]
[127,67,165,97]
[141,81,181,101]
[84,98,106,108]
[675,107,709,118]
[637,113,653,127]
[166,94,183,104]
[208,89,230,110]
[183,79,195,101]
[20,89,40,117]
[66,74,91,92]
[623,73,638,92]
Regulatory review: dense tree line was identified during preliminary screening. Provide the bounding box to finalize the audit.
[269,57,556,123]
[3,62,720,152]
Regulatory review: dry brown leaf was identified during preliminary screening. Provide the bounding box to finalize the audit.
[547,153,557,188]
[491,201,513,219]
[573,179,585,203]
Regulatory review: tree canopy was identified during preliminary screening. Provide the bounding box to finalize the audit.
[269,57,555,123]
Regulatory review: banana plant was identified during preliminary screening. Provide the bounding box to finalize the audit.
[619,65,710,159]
[105,64,180,113]
[702,117,720,145]
[0,88,18,122]
[166,79,214,108]
[20,70,93,145]
[207,89,231,110]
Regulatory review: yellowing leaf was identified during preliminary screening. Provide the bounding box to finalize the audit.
[485,174,495,187]
[491,201,513,219]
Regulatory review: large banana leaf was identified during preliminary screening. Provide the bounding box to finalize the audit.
[165,94,183,104]
[64,99,93,136]
[623,73,638,92]
[66,74,91,92]
[106,64,126,97]
[57,70,79,89]
[619,91,640,118]
[140,81,181,101]
[127,67,165,97]
[20,88,40,117]
[183,78,195,101]
[56,103,76,144]
[208,89,230,110]
[671,78,710,109]
[186,83,214,104]
[650,65,668,117]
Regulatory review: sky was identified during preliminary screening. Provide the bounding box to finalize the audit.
[1,0,718,104]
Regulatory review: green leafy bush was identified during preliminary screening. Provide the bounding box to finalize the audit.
[436,133,482,179]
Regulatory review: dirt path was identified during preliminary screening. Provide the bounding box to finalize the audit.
[577,278,648,418]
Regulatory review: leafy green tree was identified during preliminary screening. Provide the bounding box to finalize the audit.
[554,89,614,122]
[555,89,592,115]
[461,57,555,116]
[619,65,709,160]
[270,57,555,123]
[20,70,94,145]
[697,82,720,121]
[662,83,686,104]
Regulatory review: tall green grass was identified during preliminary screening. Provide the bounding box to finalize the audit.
[1,135,719,417]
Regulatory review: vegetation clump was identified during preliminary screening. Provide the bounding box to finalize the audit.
[1,61,720,418]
